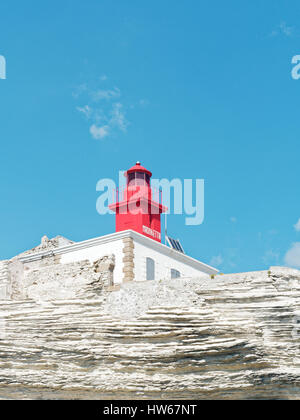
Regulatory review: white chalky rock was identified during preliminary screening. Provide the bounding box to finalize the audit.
[0,266,299,399]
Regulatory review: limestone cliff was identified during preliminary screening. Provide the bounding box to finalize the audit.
[0,266,299,399]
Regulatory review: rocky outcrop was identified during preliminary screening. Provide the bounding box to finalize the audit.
[1,236,116,301]
[0,260,9,300]
[94,255,115,288]
[15,235,74,258]
[0,266,299,399]
[8,256,116,301]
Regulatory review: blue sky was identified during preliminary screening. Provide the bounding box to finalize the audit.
[0,0,300,273]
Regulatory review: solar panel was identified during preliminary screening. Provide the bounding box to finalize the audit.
[166,236,185,254]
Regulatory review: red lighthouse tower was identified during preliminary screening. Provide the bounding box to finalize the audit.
[109,162,167,243]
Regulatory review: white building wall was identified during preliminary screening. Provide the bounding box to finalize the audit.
[16,230,218,288]
[133,241,211,282]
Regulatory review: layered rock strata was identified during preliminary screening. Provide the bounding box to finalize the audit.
[0,266,299,399]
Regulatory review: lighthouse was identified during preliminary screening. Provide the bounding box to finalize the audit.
[109,162,167,243]
[13,162,219,292]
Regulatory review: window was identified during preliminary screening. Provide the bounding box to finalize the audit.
[128,172,150,186]
[146,258,155,281]
[171,269,181,279]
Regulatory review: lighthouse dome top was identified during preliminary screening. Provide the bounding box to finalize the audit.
[125,161,152,178]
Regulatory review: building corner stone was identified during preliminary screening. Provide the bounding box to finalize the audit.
[122,237,135,283]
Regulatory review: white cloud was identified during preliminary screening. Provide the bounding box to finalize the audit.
[270,22,293,37]
[284,243,300,268]
[85,102,128,140]
[280,22,293,36]
[294,218,300,232]
[72,83,88,98]
[90,124,110,140]
[110,103,128,132]
[91,87,121,102]
[210,255,223,267]
[74,79,129,140]
[76,105,92,119]
[86,103,128,140]
[262,249,280,265]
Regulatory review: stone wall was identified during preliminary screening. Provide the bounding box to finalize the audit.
[2,255,116,301]
[0,236,116,301]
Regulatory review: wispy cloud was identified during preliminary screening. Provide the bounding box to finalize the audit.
[284,242,300,268]
[89,124,110,140]
[91,87,121,102]
[87,103,128,140]
[270,21,294,37]
[73,77,148,140]
[210,255,223,267]
[110,102,128,132]
[262,249,280,266]
[294,218,300,232]
[73,78,129,140]
[76,105,92,119]
[72,83,88,99]
[210,248,240,272]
